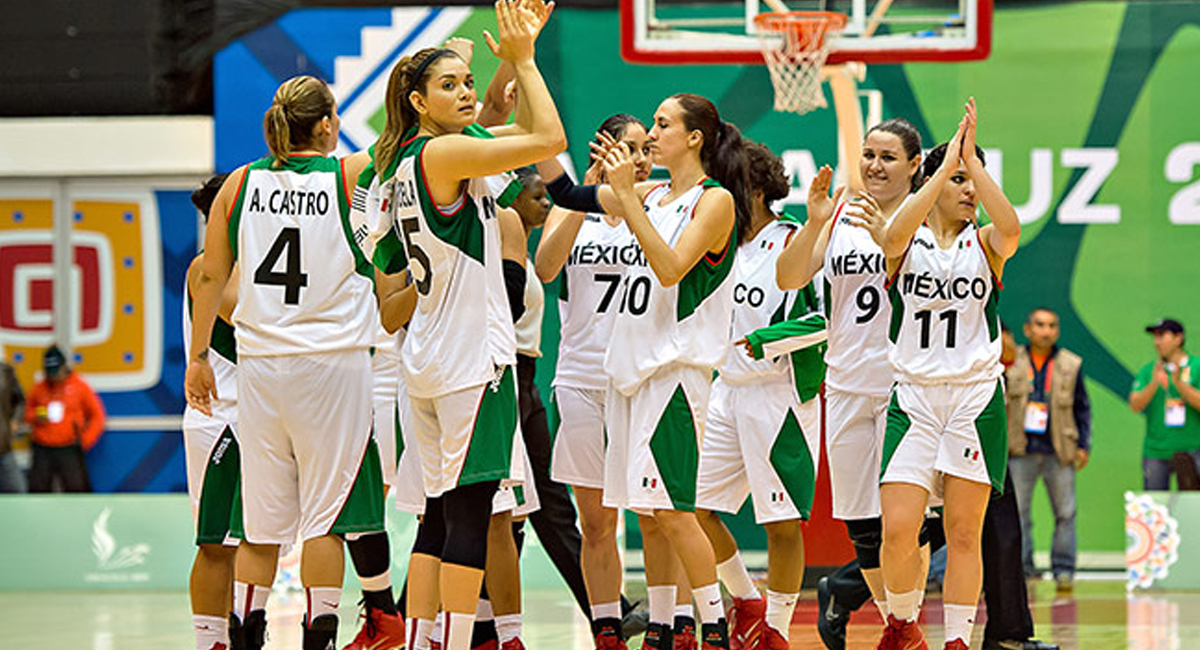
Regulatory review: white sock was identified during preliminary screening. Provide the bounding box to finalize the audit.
[765,589,797,639]
[476,599,494,621]
[943,603,977,644]
[675,603,694,620]
[306,587,340,622]
[360,569,391,592]
[193,614,228,650]
[693,582,724,625]
[444,611,475,650]
[409,618,434,650]
[885,588,921,623]
[873,599,889,621]
[232,581,270,621]
[432,616,445,646]
[716,555,761,601]
[648,585,677,625]
[591,601,622,621]
[495,613,522,644]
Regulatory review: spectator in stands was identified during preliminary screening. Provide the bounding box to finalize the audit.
[0,351,26,493]
[24,345,105,492]
[1130,319,1200,490]
[1005,308,1091,593]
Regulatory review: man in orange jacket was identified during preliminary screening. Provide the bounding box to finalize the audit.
[24,345,105,492]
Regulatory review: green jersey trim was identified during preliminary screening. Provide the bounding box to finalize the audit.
[408,137,487,265]
[677,183,737,321]
[226,168,251,261]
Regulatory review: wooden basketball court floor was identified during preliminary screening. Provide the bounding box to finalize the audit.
[5,578,1197,649]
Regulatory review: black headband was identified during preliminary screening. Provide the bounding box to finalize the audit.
[409,49,455,96]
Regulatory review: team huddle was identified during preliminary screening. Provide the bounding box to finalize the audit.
[181,2,1021,650]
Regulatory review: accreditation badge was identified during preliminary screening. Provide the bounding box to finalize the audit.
[1165,398,1186,428]
[1024,401,1049,434]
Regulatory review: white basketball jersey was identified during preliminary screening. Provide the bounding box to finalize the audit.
[229,155,376,356]
[183,289,238,408]
[514,258,544,357]
[823,202,893,396]
[372,136,517,398]
[721,218,816,383]
[888,223,1002,384]
[554,214,638,391]
[604,180,736,395]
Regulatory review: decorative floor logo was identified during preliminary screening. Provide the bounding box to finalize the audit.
[85,508,151,583]
[1125,492,1181,590]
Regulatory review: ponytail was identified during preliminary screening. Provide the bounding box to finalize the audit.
[263,75,335,166]
[706,120,753,243]
[670,93,752,244]
[375,48,461,176]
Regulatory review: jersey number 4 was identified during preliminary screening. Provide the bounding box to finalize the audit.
[253,227,308,305]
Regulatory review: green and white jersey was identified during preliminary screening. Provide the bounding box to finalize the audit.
[823,200,893,396]
[887,222,1002,384]
[604,180,737,395]
[554,213,639,391]
[367,135,516,399]
[183,287,238,408]
[722,217,827,399]
[227,154,375,356]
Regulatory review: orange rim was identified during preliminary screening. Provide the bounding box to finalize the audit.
[753,11,848,49]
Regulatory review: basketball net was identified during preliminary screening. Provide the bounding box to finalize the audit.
[754,11,848,115]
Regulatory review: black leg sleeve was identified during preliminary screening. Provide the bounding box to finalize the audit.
[982,466,1035,643]
[517,355,592,617]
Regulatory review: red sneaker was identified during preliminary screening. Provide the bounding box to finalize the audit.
[204,644,228,650]
[943,640,969,650]
[874,615,929,650]
[472,641,498,650]
[674,627,697,650]
[342,608,406,650]
[499,639,525,650]
[594,631,628,650]
[728,598,765,650]
[759,626,790,650]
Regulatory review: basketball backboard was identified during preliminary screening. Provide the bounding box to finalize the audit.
[619,0,992,65]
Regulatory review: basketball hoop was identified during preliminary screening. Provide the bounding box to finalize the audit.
[753,11,848,115]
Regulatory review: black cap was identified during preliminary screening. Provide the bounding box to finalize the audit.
[1145,318,1184,335]
[43,345,66,374]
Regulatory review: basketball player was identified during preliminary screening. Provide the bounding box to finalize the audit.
[362,2,566,648]
[875,99,1020,650]
[694,142,827,650]
[185,75,385,650]
[776,118,925,649]
[543,93,752,650]
[183,174,243,650]
[534,115,651,650]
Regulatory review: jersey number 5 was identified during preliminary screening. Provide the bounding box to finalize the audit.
[253,227,308,305]
[400,216,432,296]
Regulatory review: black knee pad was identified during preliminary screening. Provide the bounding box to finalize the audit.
[845,518,883,570]
[411,496,446,558]
[920,516,946,551]
[441,481,500,570]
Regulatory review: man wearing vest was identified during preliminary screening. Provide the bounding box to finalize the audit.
[1129,318,1200,490]
[1005,308,1091,594]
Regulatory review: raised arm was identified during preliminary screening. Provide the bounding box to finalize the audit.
[962,99,1020,274]
[884,119,967,260]
[422,0,564,193]
[777,165,841,290]
[605,148,732,287]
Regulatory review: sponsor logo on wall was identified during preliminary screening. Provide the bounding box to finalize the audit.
[85,508,152,584]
